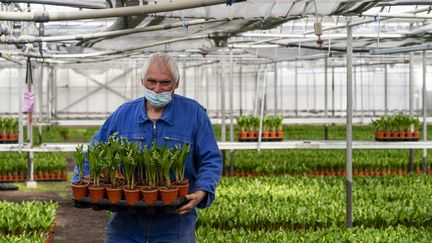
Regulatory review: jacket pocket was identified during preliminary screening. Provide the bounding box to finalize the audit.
[163,132,193,147]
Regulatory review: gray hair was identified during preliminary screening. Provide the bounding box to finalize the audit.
[141,53,180,83]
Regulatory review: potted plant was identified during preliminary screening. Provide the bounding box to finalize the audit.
[155,146,178,205]
[172,144,191,197]
[87,143,106,203]
[262,116,272,138]
[141,146,159,205]
[8,118,18,141]
[120,140,141,205]
[371,118,384,140]
[71,145,89,200]
[104,134,123,204]
[0,118,7,141]
[410,116,421,140]
[236,116,248,140]
[275,115,284,139]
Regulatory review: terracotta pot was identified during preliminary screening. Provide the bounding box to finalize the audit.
[8,133,17,141]
[160,187,179,205]
[399,131,406,138]
[406,132,413,138]
[375,131,384,139]
[123,186,142,205]
[262,132,270,138]
[413,131,420,139]
[248,132,256,138]
[270,131,277,138]
[141,187,159,206]
[384,131,392,138]
[277,131,284,139]
[1,133,6,140]
[392,132,399,138]
[177,183,189,198]
[71,181,89,200]
[240,132,248,138]
[88,185,106,203]
[106,186,123,204]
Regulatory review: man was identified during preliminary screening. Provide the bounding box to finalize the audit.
[72,53,222,242]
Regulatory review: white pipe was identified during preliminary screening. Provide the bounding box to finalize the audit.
[0,0,244,22]
[0,19,224,44]
[362,12,432,20]
[1,0,106,9]
[5,35,206,59]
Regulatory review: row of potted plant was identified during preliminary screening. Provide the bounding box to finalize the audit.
[231,149,429,176]
[236,115,284,139]
[0,201,57,242]
[0,117,18,141]
[371,114,421,140]
[0,152,67,181]
[72,134,191,206]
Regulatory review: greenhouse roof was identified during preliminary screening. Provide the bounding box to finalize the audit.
[0,0,431,64]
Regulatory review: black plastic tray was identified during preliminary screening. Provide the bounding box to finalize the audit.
[0,139,18,144]
[73,197,188,214]
[375,137,419,142]
[238,137,283,142]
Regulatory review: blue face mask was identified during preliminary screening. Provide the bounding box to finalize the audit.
[143,86,174,109]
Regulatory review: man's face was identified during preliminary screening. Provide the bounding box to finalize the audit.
[142,63,177,93]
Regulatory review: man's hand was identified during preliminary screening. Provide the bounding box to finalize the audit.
[176,190,207,215]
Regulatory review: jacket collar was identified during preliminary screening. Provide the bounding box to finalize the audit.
[138,95,175,126]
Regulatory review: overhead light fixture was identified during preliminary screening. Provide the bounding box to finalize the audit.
[370,43,432,55]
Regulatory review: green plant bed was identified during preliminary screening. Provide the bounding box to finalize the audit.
[198,175,432,231]
[0,201,57,239]
[196,225,432,242]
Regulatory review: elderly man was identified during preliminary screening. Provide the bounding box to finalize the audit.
[72,53,222,242]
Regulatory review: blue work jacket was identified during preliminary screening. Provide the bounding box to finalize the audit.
[72,94,222,242]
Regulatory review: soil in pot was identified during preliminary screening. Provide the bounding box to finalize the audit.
[71,181,89,200]
[160,186,179,205]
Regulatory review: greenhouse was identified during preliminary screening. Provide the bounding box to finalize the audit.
[1,0,432,242]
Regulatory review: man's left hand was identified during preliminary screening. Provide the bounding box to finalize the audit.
[176,190,207,215]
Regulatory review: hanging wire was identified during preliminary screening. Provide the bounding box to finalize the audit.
[374,12,381,48]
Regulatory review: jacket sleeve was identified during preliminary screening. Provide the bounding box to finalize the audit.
[71,113,117,183]
[191,108,223,208]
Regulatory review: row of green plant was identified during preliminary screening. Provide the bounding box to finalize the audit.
[236,115,283,133]
[0,117,18,135]
[196,225,432,242]
[230,149,430,175]
[0,233,47,243]
[371,115,420,132]
[0,201,57,237]
[74,134,190,189]
[0,152,66,175]
[197,176,432,231]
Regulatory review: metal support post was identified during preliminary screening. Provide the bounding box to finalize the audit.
[324,55,329,140]
[346,20,353,228]
[221,50,226,142]
[384,64,388,115]
[422,51,428,174]
[295,64,298,117]
[274,62,278,115]
[409,52,415,172]
[332,66,335,117]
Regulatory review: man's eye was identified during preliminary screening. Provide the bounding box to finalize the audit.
[147,80,157,84]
